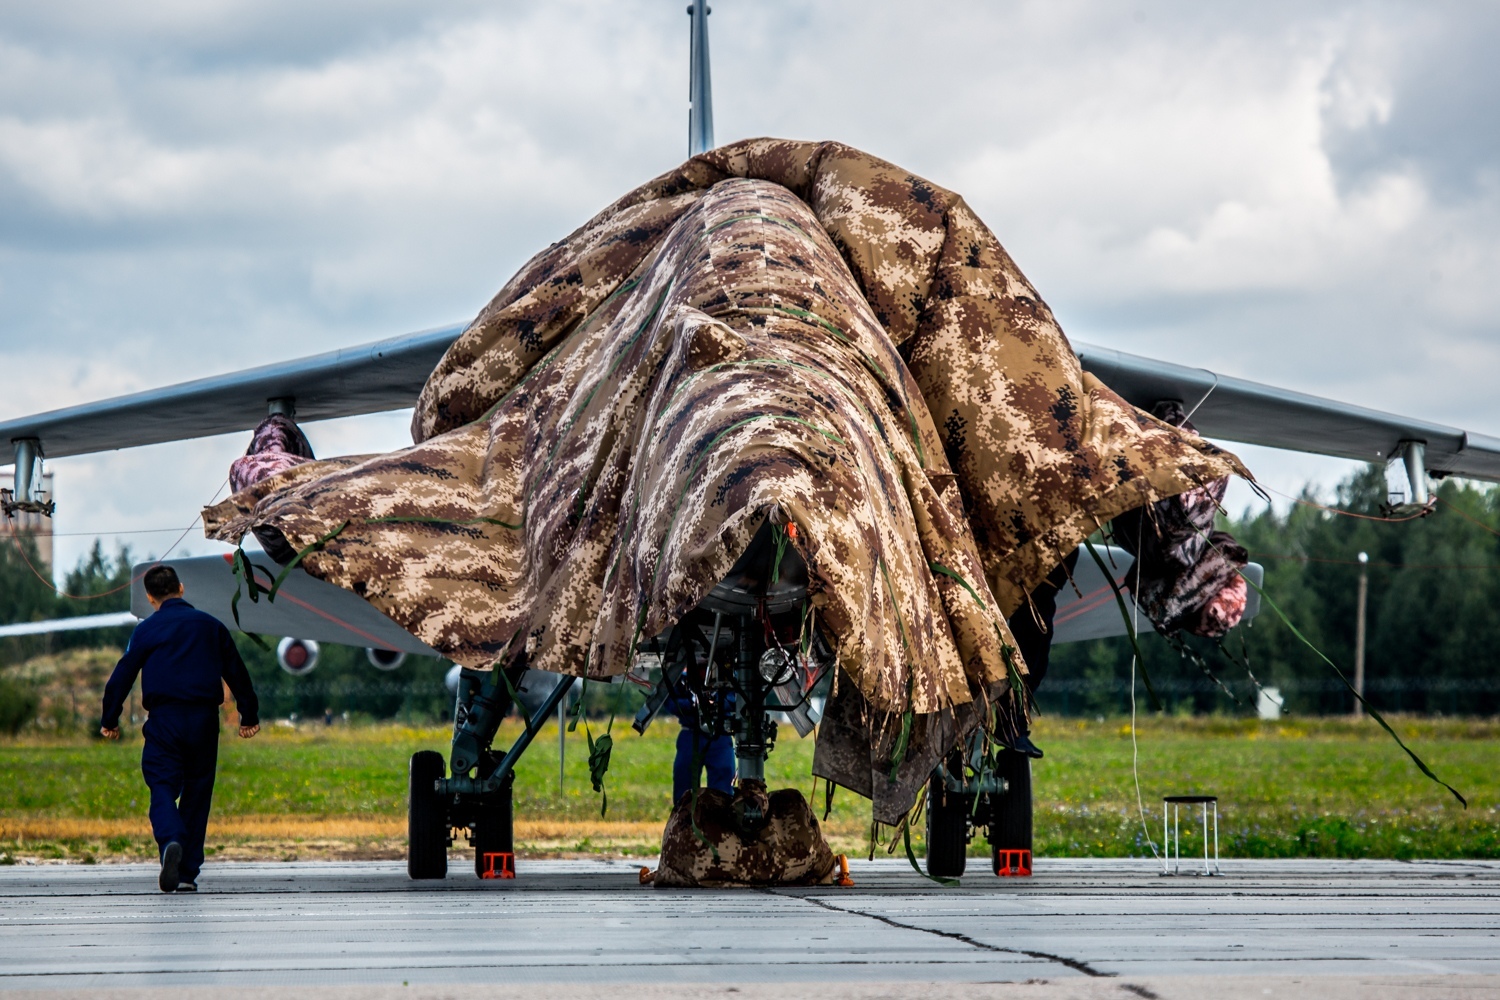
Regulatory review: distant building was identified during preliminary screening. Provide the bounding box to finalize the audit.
[2,472,54,570]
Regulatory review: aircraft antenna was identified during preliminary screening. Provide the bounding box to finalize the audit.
[687,0,714,157]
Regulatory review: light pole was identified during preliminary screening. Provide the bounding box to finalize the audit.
[1352,551,1368,717]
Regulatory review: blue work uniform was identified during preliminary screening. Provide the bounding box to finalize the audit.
[665,687,735,804]
[100,598,259,884]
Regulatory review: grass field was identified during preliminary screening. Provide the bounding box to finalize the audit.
[2,714,1496,865]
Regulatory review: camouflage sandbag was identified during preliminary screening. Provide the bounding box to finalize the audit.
[650,781,837,888]
[205,138,1249,823]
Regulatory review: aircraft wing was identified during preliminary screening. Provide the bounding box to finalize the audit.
[1076,343,1500,481]
[3,324,1497,484]
[0,324,461,460]
[0,547,1261,646]
[128,554,441,655]
[0,556,438,651]
[0,611,137,639]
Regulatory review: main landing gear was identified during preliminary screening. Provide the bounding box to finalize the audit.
[406,666,570,880]
[925,732,1033,878]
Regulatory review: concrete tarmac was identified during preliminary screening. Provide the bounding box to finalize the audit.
[2,858,1498,998]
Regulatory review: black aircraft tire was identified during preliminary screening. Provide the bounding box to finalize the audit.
[472,773,515,879]
[408,750,448,880]
[989,748,1033,873]
[926,775,970,879]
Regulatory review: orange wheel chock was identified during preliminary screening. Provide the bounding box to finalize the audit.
[481,852,516,879]
[995,848,1032,877]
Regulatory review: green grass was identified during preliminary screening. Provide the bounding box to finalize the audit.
[1030,716,1499,860]
[2,714,1496,862]
[0,719,828,822]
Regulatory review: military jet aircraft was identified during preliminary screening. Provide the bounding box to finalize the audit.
[3,1,1495,880]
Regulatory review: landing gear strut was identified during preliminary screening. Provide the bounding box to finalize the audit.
[631,520,828,837]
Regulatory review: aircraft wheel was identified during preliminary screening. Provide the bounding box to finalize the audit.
[472,773,515,879]
[925,774,970,878]
[408,750,448,880]
[989,748,1033,872]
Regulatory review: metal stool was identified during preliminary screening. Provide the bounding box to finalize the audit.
[1161,795,1220,876]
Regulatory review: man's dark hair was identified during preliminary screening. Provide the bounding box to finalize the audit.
[143,565,182,600]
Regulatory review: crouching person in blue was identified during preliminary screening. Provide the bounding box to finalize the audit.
[99,565,260,893]
[664,674,735,805]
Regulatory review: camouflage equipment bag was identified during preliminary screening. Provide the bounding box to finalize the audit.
[650,781,837,888]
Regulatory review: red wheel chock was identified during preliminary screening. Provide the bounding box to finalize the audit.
[995,848,1032,877]
[481,852,516,879]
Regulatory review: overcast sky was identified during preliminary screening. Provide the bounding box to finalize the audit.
[2,0,1497,577]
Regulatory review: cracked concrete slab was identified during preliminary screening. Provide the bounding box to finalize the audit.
[1,858,1497,994]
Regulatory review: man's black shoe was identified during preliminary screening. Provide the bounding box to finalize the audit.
[1000,733,1045,759]
[159,842,182,893]
[176,882,197,892]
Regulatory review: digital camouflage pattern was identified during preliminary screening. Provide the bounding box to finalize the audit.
[229,414,316,495]
[1113,401,1250,638]
[205,138,1249,824]
[651,781,837,888]
[209,179,1011,724]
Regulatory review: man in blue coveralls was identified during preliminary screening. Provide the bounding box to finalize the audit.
[100,565,260,893]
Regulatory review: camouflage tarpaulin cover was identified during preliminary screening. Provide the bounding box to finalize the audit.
[205,139,1247,823]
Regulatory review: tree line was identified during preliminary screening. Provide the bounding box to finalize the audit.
[1042,467,1500,717]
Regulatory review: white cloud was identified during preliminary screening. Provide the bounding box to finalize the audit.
[2,0,1497,582]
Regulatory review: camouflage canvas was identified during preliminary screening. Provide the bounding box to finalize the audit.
[205,139,1247,824]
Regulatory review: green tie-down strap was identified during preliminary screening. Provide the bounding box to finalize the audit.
[227,546,269,650]
[585,714,615,818]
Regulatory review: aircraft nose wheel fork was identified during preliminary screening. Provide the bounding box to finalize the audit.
[732,613,775,837]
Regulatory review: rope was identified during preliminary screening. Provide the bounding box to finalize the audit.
[1125,518,1160,860]
[1435,494,1500,538]
[1183,370,1219,422]
[1198,529,1468,808]
[1260,483,1431,522]
[4,480,228,601]
[1082,538,1161,710]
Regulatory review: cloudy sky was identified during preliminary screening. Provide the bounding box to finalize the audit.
[2,0,1497,577]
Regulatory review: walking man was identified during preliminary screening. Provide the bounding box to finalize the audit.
[100,565,260,892]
